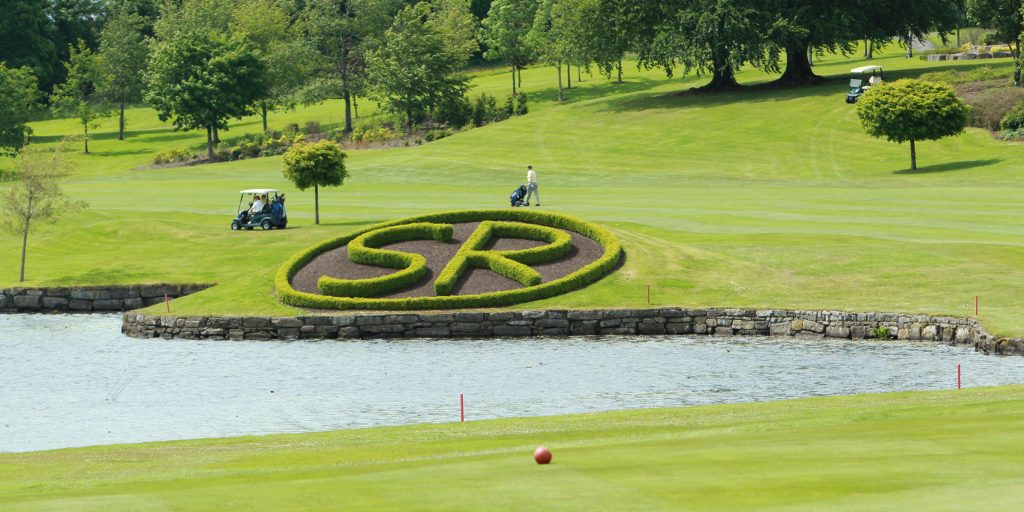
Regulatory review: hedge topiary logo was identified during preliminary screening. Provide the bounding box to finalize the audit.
[276,210,622,311]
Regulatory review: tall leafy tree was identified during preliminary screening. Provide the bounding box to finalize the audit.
[96,6,149,140]
[146,30,268,160]
[51,42,111,154]
[483,0,538,96]
[856,80,969,171]
[233,0,317,131]
[301,0,404,132]
[967,0,1023,86]
[0,64,40,156]
[50,0,108,73]
[366,1,472,130]
[0,0,58,92]
[527,0,575,101]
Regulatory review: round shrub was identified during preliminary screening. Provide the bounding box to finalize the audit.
[1000,103,1024,131]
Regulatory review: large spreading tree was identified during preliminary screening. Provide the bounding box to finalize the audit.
[146,30,267,160]
[856,80,969,171]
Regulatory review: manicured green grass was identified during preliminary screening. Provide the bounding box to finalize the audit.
[2,48,1023,334]
[3,385,1024,511]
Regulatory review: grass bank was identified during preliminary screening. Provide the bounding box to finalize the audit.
[3,385,1024,510]
[1,48,1022,334]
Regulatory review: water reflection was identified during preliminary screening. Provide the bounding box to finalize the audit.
[2,314,1023,453]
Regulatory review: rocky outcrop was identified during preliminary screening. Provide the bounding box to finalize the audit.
[1,284,211,313]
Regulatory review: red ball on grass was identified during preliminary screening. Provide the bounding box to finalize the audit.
[534,446,552,465]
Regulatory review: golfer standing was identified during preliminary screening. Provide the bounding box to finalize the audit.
[525,165,540,206]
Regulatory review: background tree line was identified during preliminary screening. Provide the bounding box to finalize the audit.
[3,0,1022,158]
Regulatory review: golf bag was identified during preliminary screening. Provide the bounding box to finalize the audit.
[510,184,528,207]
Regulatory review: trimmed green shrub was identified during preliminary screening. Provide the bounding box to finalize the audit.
[515,92,529,116]
[319,223,453,298]
[433,221,569,296]
[275,210,623,310]
[1000,103,1024,131]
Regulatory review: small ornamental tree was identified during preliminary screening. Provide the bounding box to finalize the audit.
[856,79,970,170]
[282,140,349,225]
[51,42,111,154]
[1,142,86,282]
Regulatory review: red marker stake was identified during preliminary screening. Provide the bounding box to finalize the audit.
[957,364,961,390]
[647,285,650,305]
[975,296,979,317]
[460,393,465,422]
[165,291,170,313]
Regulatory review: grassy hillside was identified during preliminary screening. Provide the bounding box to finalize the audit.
[1,48,1022,334]
[3,385,1024,511]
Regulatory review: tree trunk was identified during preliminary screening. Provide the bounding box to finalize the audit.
[314,183,320,225]
[867,39,874,59]
[83,122,89,154]
[213,125,220,144]
[778,41,823,85]
[206,125,214,161]
[343,90,353,131]
[261,102,268,132]
[566,63,571,89]
[905,37,913,58]
[616,59,623,83]
[909,139,917,170]
[704,50,739,90]
[557,62,563,102]
[19,218,29,282]
[1014,40,1022,87]
[118,101,125,141]
[353,96,359,118]
[577,65,581,82]
[517,66,522,88]
[511,66,516,96]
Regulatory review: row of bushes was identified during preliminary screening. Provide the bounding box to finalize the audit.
[318,223,453,298]
[275,209,622,310]
[152,148,196,165]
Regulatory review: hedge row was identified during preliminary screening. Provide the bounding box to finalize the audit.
[275,209,622,310]
[433,221,565,295]
[318,223,453,298]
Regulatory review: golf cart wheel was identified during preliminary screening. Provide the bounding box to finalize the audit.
[261,220,273,230]
[231,220,241,230]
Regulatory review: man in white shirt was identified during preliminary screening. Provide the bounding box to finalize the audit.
[250,195,265,215]
[525,165,540,206]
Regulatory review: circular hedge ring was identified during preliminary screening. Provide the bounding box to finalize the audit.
[275,209,622,310]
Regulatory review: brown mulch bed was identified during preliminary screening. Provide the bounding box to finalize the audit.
[291,221,604,298]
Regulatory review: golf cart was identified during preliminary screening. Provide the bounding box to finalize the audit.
[231,189,287,230]
[846,65,884,103]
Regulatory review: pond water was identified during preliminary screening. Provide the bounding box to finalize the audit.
[3,314,1024,453]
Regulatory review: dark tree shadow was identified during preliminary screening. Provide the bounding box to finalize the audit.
[893,158,1002,174]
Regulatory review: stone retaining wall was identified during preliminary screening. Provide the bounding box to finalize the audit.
[2,284,212,313]
[121,307,1024,354]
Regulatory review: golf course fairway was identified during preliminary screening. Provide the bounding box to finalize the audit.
[2,386,1023,511]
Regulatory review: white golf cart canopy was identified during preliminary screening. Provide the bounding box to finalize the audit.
[851,65,883,74]
[239,188,279,195]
